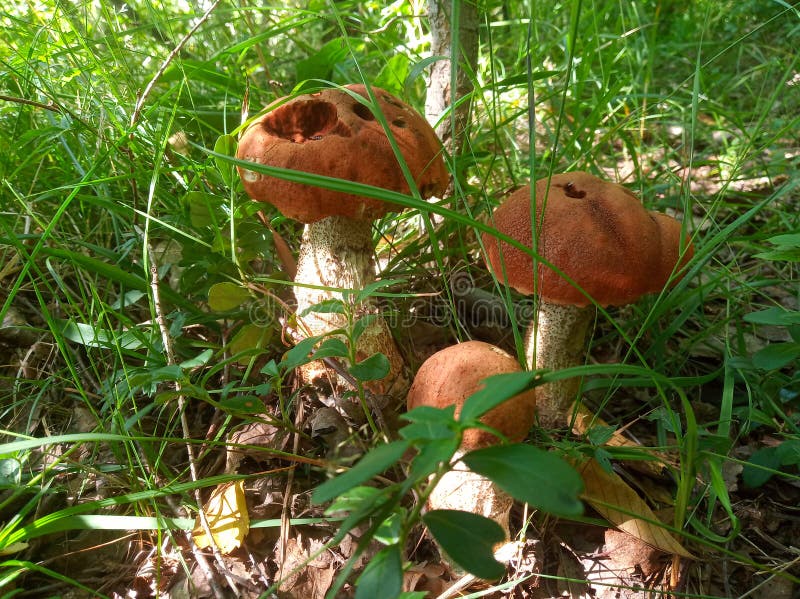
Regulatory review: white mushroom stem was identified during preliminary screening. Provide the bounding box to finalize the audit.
[428,449,513,540]
[293,215,408,405]
[525,301,594,428]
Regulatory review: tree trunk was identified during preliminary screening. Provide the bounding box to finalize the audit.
[425,0,480,158]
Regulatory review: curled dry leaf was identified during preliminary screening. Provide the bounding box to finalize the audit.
[192,480,249,554]
[578,458,694,559]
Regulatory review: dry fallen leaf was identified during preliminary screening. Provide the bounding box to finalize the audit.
[192,480,249,554]
[578,458,694,559]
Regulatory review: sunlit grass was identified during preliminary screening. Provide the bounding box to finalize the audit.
[1,0,798,595]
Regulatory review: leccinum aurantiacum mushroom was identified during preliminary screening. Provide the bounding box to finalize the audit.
[406,340,537,537]
[237,84,448,408]
[482,172,694,428]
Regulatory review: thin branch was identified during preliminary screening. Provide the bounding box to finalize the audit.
[147,245,239,598]
[130,0,221,128]
[0,94,63,113]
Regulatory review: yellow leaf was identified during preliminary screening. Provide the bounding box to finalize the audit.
[0,542,29,555]
[578,458,694,559]
[192,480,249,554]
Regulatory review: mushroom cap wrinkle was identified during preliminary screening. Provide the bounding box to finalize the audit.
[407,340,536,449]
[236,84,448,223]
[482,172,694,307]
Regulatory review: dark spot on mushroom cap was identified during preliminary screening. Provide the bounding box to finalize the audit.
[562,181,586,198]
[261,100,351,143]
[392,118,407,128]
[352,102,375,121]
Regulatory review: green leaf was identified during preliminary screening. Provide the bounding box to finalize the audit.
[300,298,346,316]
[296,38,349,83]
[228,324,272,365]
[214,134,237,185]
[219,395,263,414]
[405,437,460,487]
[355,278,404,304]
[751,342,800,370]
[777,439,800,466]
[208,282,250,312]
[374,511,404,545]
[312,337,350,360]
[183,190,224,228]
[349,352,390,381]
[57,319,147,351]
[743,307,800,326]
[399,406,458,442]
[742,446,782,488]
[179,349,214,370]
[355,544,403,599]
[422,510,506,580]
[753,248,800,261]
[462,444,584,517]
[351,314,379,344]
[281,336,323,371]
[459,371,538,423]
[312,440,410,505]
[325,486,393,544]
[374,54,410,95]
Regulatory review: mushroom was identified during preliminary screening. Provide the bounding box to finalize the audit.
[237,84,448,405]
[406,340,537,536]
[482,172,694,428]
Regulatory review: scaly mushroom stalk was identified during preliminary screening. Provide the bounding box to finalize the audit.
[525,302,594,427]
[483,172,694,428]
[294,216,406,401]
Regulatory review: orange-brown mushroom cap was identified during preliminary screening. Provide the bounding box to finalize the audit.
[482,172,694,307]
[407,341,536,450]
[236,84,448,223]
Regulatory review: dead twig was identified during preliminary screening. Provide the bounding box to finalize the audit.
[147,243,239,598]
[130,0,221,128]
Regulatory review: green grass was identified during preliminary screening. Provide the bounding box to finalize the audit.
[1,0,799,597]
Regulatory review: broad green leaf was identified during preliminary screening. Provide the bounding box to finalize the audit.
[742,446,782,488]
[300,298,346,316]
[355,544,403,599]
[214,134,237,185]
[751,342,800,370]
[208,282,250,312]
[351,314,379,344]
[743,307,800,326]
[374,54,410,95]
[754,248,800,262]
[183,190,224,228]
[401,405,458,425]
[777,439,800,466]
[228,324,272,365]
[399,419,456,442]
[349,352,390,381]
[312,337,350,360]
[374,511,404,545]
[462,444,584,517]
[179,349,214,370]
[459,371,538,422]
[281,335,323,371]
[313,440,410,505]
[325,486,393,544]
[355,278,404,304]
[296,38,349,82]
[57,319,147,350]
[405,437,460,487]
[422,510,506,580]
[219,395,263,414]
